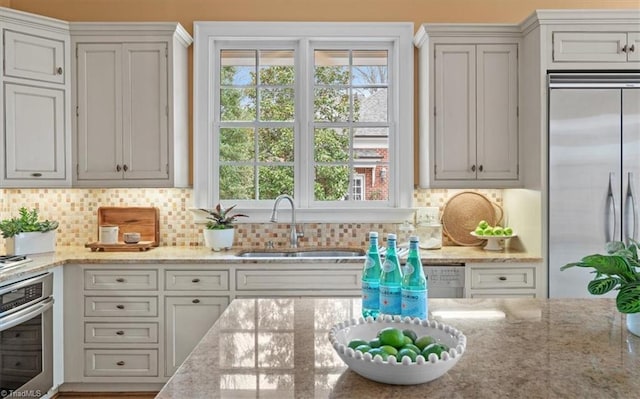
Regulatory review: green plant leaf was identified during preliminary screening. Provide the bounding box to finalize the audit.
[578,254,631,276]
[605,241,626,254]
[587,277,618,295]
[616,281,640,313]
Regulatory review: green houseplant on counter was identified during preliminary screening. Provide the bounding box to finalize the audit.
[200,203,247,251]
[0,207,59,255]
[561,240,640,336]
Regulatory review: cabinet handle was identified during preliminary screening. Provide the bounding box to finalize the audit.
[123,164,129,172]
[192,278,200,283]
[192,299,200,304]
[15,361,21,367]
[479,165,484,172]
[116,304,125,309]
[623,44,629,53]
[56,67,63,75]
[498,276,507,281]
[31,172,42,177]
[116,164,122,172]
[116,361,125,366]
[471,165,476,172]
[15,333,20,338]
[116,330,125,336]
[116,278,125,283]
[630,44,636,53]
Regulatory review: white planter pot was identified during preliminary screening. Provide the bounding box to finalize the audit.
[5,230,57,255]
[203,228,235,251]
[627,312,640,337]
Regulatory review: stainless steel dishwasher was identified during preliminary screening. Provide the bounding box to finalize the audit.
[423,264,465,298]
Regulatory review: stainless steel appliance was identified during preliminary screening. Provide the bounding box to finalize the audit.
[424,264,465,298]
[0,255,32,270]
[548,73,640,298]
[0,273,53,398]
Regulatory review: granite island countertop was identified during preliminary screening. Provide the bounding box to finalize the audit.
[0,245,541,283]
[156,297,640,399]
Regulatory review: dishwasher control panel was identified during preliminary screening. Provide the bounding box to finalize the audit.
[423,265,465,288]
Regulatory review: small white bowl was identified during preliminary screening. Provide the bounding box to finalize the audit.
[123,232,141,244]
[328,315,466,385]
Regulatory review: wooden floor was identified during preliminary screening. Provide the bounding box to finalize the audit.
[54,393,157,399]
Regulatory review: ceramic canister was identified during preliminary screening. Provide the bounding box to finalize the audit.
[99,225,119,244]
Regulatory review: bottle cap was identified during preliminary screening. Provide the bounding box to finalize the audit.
[387,233,397,240]
[409,235,419,242]
[369,231,378,238]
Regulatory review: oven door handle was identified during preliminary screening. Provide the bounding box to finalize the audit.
[0,297,54,332]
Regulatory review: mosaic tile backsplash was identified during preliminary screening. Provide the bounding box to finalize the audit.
[0,188,502,249]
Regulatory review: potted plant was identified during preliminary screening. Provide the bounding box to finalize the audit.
[561,240,640,336]
[200,203,247,251]
[0,207,59,255]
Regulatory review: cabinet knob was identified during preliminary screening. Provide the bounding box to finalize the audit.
[498,276,507,281]
[116,278,125,283]
[622,44,629,53]
[630,44,636,53]
[56,67,63,75]
[479,165,484,172]
[192,278,200,283]
[116,164,122,172]
[15,361,21,367]
[471,165,476,172]
[123,164,129,172]
[116,361,125,366]
[192,299,200,304]
[116,304,125,309]
[31,172,42,177]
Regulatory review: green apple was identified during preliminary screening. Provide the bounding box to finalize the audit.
[474,227,484,236]
[493,226,504,236]
[477,220,489,229]
[504,227,513,236]
[483,226,494,236]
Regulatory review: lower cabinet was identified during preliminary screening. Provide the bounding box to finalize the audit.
[465,262,543,298]
[164,296,228,376]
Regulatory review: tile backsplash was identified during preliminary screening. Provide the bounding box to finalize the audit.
[0,188,501,249]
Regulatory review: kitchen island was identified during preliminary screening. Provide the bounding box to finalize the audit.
[156,297,640,398]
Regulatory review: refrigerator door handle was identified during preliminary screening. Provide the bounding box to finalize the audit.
[606,172,617,242]
[628,172,638,241]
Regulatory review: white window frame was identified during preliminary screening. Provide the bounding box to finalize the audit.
[193,22,414,223]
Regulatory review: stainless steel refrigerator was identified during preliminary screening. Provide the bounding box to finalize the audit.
[548,73,640,298]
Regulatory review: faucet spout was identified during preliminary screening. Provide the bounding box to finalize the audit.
[271,194,303,248]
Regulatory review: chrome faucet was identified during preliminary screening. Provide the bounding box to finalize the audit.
[270,194,304,248]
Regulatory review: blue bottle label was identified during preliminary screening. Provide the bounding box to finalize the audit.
[401,289,427,320]
[362,281,379,310]
[382,259,395,272]
[379,286,402,315]
[402,263,414,275]
[364,255,377,270]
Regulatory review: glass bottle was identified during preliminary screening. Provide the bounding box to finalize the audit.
[361,232,382,319]
[379,233,403,316]
[401,236,428,319]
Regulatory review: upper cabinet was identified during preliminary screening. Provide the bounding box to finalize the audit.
[415,25,521,188]
[0,8,71,188]
[70,23,192,188]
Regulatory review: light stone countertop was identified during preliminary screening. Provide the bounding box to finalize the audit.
[155,297,640,399]
[0,245,541,283]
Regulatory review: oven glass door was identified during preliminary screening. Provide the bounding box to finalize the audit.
[0,297,53,398]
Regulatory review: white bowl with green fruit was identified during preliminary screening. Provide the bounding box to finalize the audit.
[470,220,516,251]
[328,316,466,385]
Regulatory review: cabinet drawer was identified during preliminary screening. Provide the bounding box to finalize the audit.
[85,322,158,344]
[1,351,41,375]
[552,32,628,62]
[84,349,158,377]
[84,269,158,291]
[165,270,229,291]
[85,296,158,317]
[4,30,65,84]
[470,267,535,290]
[236,269,361,291]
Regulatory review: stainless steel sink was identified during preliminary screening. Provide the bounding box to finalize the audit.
[236,248,365,258]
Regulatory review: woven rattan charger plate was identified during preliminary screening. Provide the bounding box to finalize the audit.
[441,192,503,246]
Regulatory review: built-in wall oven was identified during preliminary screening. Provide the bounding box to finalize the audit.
[0,272,53,398]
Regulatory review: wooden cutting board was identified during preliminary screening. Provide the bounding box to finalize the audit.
[96,206,160,246]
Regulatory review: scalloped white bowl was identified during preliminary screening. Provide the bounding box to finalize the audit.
[328,315,466,385]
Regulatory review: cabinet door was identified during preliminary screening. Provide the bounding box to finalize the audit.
[552,32,627,62]
[76,43,123,180]
[122,43,168,180]
[4,30,65,84]
[433,44,476,180]
[628,33,640,62]
[476,44,518,180]
[4,83,65,180]
[164,296,229,376]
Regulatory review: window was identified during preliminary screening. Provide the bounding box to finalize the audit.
[194,22,414,223]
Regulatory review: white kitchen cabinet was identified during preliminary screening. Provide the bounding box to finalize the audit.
[71,23,192,187]
[552,31,640,63]
[164,296,228,376]
[465,262,543,298]
[0,8,71,188]
[415,25,520,188]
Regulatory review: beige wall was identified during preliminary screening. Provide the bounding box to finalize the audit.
[6,0,637,183]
